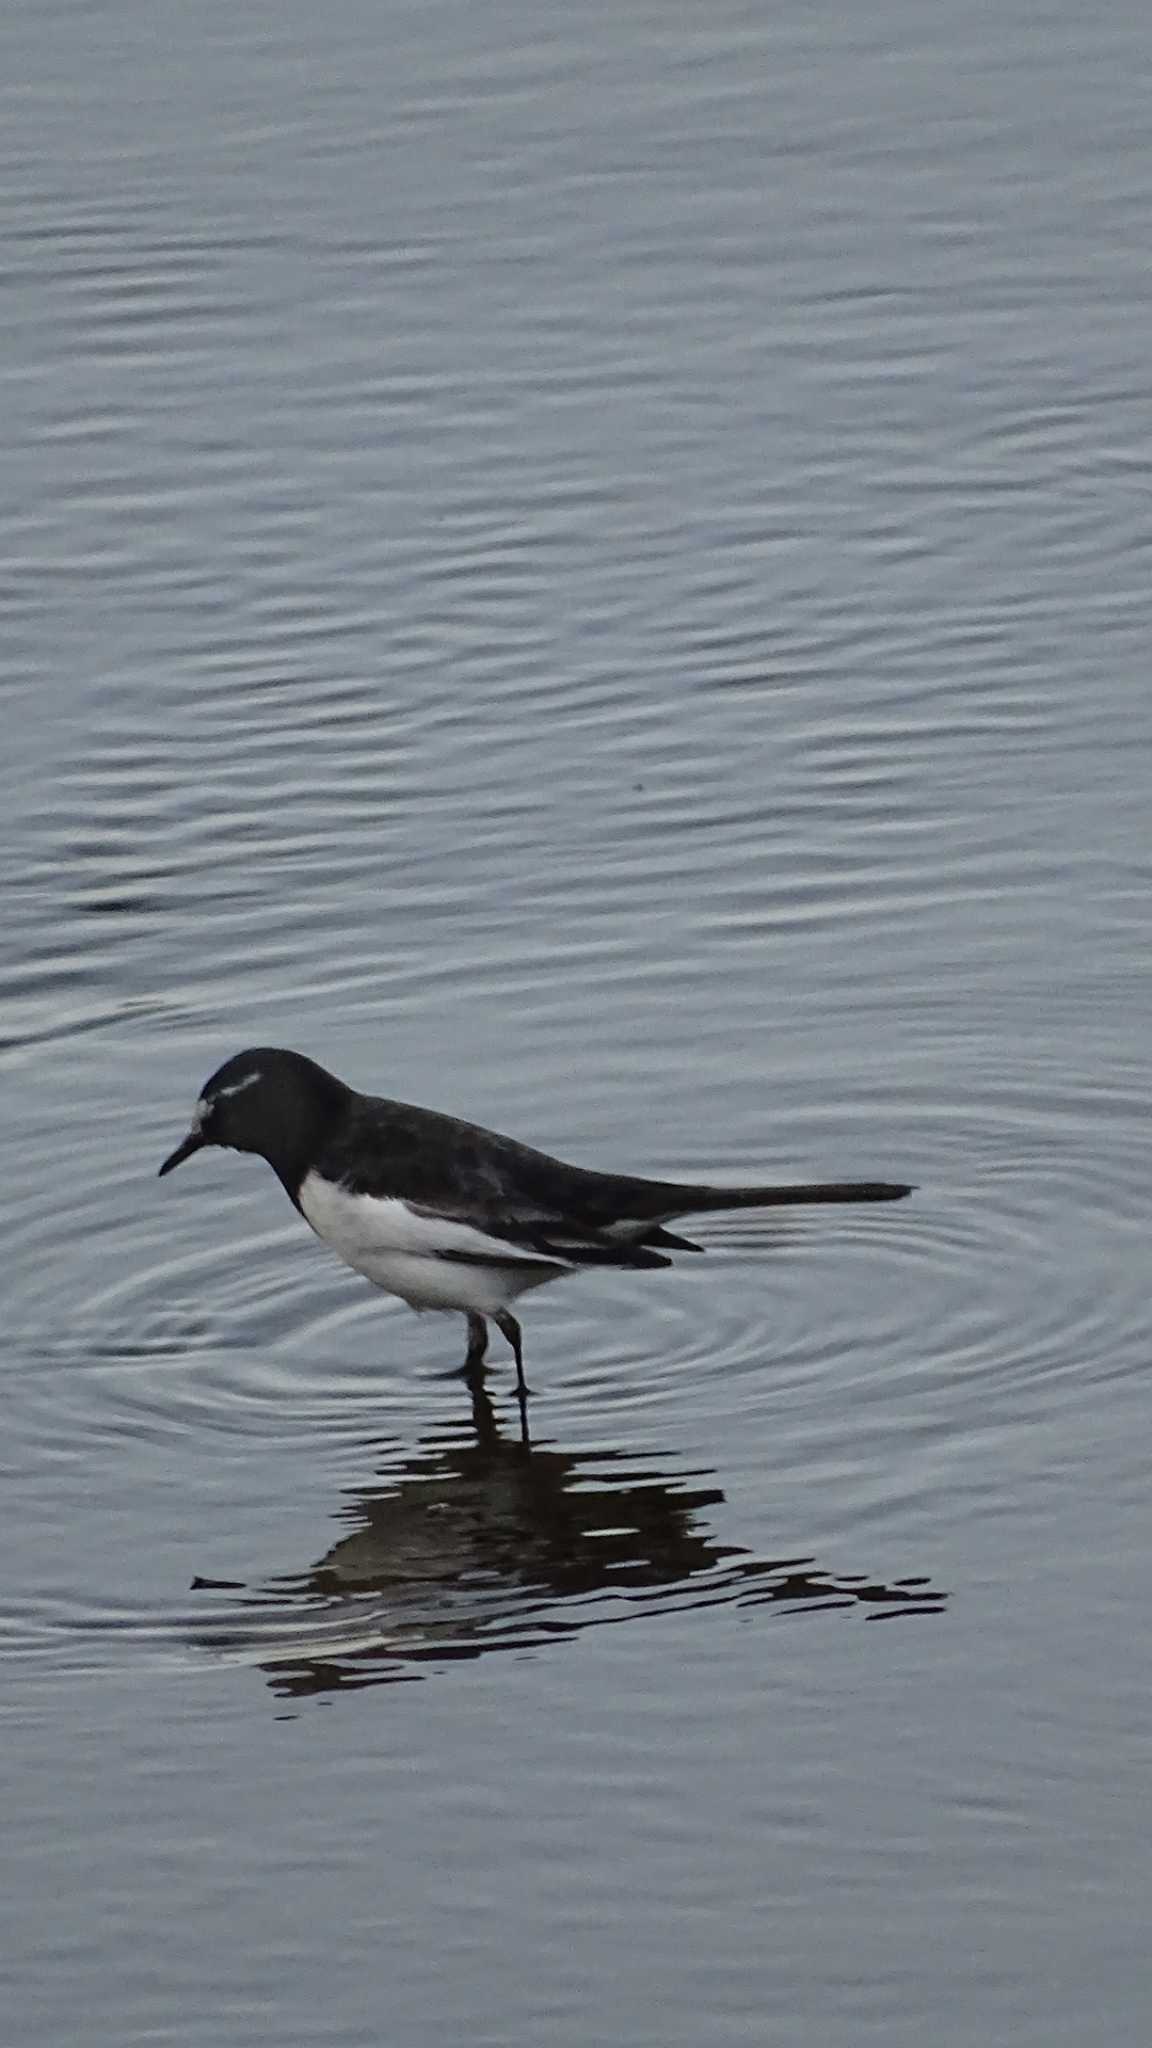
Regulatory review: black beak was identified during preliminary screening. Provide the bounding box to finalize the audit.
[158,1130,206,1177]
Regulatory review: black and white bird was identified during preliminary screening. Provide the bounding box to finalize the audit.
[159,1048,912,1399]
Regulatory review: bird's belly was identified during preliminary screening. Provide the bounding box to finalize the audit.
[338,1245,524,1315]
[297,1174,557,1315]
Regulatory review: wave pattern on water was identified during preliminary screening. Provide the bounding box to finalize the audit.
[0,1375,948,1695]
[5,4,1152,2044]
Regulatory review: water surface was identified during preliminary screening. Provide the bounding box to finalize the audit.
[4,1,1152,2042]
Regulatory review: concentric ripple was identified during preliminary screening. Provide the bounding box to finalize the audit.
[186,1405,949,1699]
[2,1029,1145,1697]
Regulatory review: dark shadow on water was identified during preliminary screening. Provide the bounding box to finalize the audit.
[191,1379,948,1699]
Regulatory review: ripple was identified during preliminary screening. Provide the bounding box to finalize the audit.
[8,1046,1146,1565]
[0,1339,947,1694]
[186,1394,950,1699]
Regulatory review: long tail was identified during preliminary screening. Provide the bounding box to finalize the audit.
[679,1179,913,1212]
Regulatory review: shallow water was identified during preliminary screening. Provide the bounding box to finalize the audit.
[4,1,1152,2041]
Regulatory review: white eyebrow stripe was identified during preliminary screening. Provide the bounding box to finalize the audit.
[214,1071,262,1102]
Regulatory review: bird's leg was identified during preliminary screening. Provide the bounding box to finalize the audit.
[465,1346,531,1450]
[431,1313,490,1382]
[513,1378,531,1448]
[465,1370,500,1445]
[494,1311,532,1399]
[463,1312,489,1375]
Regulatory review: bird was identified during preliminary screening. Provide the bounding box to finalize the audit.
[158,1047,912,1401]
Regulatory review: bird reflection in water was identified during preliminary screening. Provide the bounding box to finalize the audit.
[193,1378,947,1698]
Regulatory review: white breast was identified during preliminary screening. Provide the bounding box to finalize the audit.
[297,1172,565,1316]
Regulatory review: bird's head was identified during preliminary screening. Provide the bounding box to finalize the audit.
[158,1047,347,1182]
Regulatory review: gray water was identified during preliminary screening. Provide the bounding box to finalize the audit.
[4,1,1152,2041]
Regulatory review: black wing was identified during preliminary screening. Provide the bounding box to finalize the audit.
[314,1096,683,1270]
